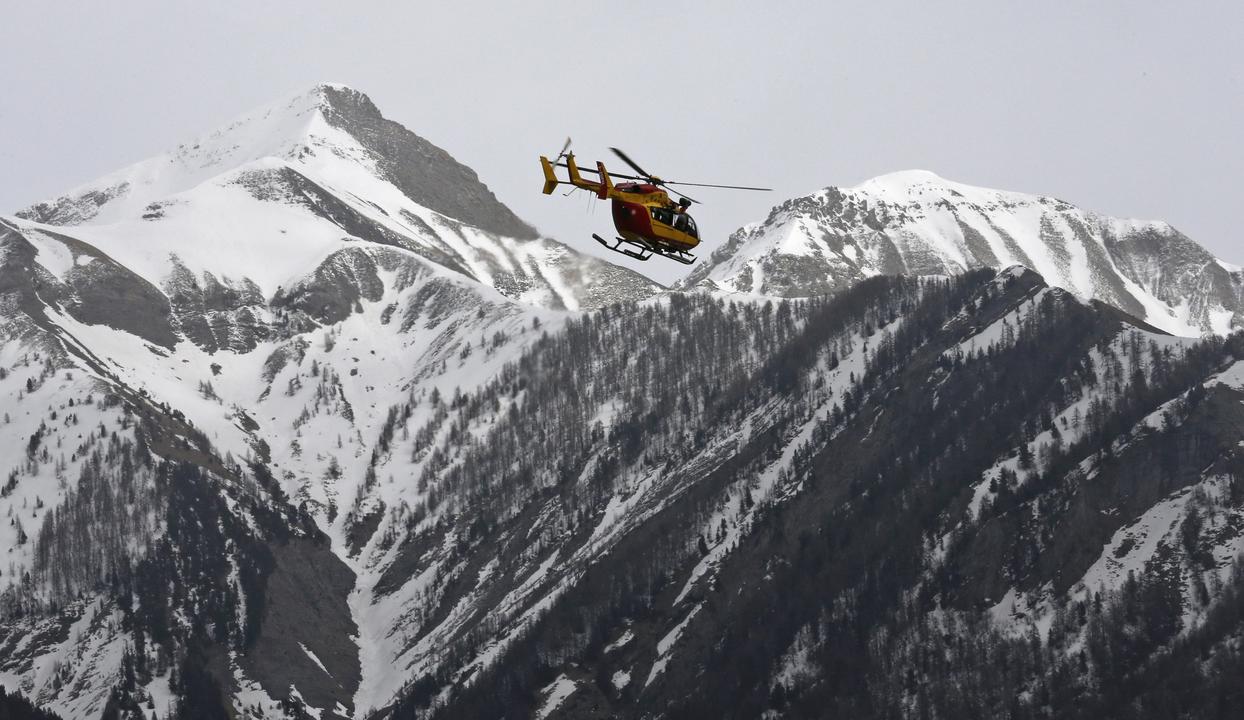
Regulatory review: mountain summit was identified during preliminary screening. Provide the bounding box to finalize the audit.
[682,170,1243,335]
[12,83,656,312]
[20,83,534,240]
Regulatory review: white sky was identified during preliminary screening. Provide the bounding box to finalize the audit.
[1,1,1240,285]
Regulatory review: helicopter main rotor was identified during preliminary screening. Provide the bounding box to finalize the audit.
[608,147,772,205]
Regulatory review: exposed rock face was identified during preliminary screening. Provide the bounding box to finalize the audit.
[318,86,538,240]
[17,181,131,226]
[682,170,1243,335]
[241,538,361,720]
[1,218,177,348]
[273,247,394,326]
[164,257,269,353]
[1106,225,1244,327]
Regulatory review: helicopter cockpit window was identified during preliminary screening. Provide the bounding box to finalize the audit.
[683,215,698,238]
[651,207,674,226]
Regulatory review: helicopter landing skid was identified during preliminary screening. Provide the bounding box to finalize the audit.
[594,234,650,261]
[593,235,696,265]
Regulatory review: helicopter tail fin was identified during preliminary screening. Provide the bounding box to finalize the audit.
[595,162,613,200]
[539,156,559,195]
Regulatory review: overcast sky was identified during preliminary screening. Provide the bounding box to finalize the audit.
[2,1,1240,285]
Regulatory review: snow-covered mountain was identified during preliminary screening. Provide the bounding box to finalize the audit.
[682,169,1244,336]
[3,86,1244,720]
[0,83,659,718]
[15,83,658,319]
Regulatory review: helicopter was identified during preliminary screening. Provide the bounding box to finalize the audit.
[539,140,771,265]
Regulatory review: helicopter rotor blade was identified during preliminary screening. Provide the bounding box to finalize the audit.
[556,137,571,159]
[609,147,654,180]
[664,181,773,191]
[665,187,701,205]
[557,162,646,181]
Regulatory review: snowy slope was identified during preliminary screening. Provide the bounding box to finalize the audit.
[682,170,1244,336]
[0,84,659,719]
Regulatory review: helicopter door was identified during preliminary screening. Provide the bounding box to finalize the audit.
[651,206,674,226]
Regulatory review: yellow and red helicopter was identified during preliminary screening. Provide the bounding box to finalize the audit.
[540,140,771,265]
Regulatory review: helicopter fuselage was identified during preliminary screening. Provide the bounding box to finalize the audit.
[610,183,700,252]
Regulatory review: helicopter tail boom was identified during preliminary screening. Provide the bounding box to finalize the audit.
[565,154,601,194]
[541,153,615,199]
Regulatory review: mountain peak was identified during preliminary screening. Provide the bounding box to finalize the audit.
[15,86,343,226]
[7,83,656,322]
[856,168,948,189]
[683,172,1241,336]
[310,81,357,94]
[240,81,373,119]
[843,169,1022,205]
[17,83,537,239]
[308,83,380,119]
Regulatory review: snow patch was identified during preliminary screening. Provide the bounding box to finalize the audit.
[535,675,578,719]
[300,642,331,677]
[603,628,634,654]
[645,603,702,688]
